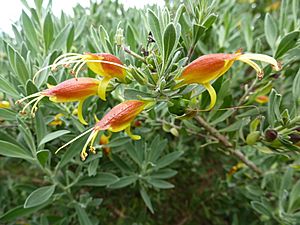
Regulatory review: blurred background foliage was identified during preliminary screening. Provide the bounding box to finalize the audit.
[0,0,300,224]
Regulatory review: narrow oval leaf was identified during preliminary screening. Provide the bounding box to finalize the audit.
[109,176,137,189]
[147,179,174,189]
[264,13,278,49]
[140,188,154,214]
[24,185,55,208]
[275,31,299,58]
[39,130,70,146]
[0,75,19,98]
[0,140,33,160]
[75,205,93,225]
[77,172,119,187]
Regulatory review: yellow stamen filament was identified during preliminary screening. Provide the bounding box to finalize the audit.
[237,57,264,79]
[80,129,99,160]
[16,92,42,104]
[238,53,281,71]
[30,95,45,116]
[55,127,94,154]
[202,83,217,111]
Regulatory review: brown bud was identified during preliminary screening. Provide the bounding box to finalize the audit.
[265,129,278,142]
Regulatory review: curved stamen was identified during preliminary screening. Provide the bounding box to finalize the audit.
[16,92,41,104]
[83,59,130,70]
[80,129,99,160]
[238,53,281,71]
[237,57,264,79]
[52,53,82,65]
[30,95,45,116]
[74,61,87,78]
[21,95,42,114]
[55,127,94,154]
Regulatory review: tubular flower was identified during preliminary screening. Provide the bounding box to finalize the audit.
[56,100,151,160]
[255,95,269,104]
[33,52,128,101]
[0,100,10,109]
[17,78,101,125]
[175,51,281,111]
[48,113,64,126]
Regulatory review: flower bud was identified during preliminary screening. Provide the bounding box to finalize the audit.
[246,131,260,145]
[264,129,278,142]
[289,133,300,144]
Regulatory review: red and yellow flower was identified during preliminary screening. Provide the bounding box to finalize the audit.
[56,100,152,160]
[17,78,101,125]
[33,52,127,101]
[175,50,281,110]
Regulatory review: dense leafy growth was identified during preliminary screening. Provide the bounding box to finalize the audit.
[0,0,300,224]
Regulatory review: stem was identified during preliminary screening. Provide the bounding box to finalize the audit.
[122,45,147,64]
[194,115,262,175]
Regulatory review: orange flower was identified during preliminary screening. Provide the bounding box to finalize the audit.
[17,78,101,125]
[175,50,281,110]
[56,100,152,160]
[100,134,111,156]
[33,52,128,101]
[255,95,269,104]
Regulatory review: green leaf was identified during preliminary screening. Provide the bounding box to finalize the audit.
[147,179,174,189]
[0,109,16,121]
[140,188,154,213]
[264,13,278,50]
[88,158,99,177]
[39,130,70,147]
[35,110,47,145]
[148,9,163,52]
[148,136,168,162]
[151,169,177,179]
[21,11,39,50]
[0,202,50,223]
[67,25,75,51]
[155,151,183,169]
[202,13,218,29]
[43,12,54,51]
[75,205,93,225]
[288,180,300,212]
[37,150,50,167]
[267,89,282,127]
[58,136,86,168]
[109,175,137,189]
[251,201,272,217]
[51,23,73,51]
[0,140,33,160]
[105,136,130,148]
[275,31,299,58]
[163,23,176,65]
[292,68,300,104]
[24,185,55,208]
[77,173,119,186]
[0,75,19,98]
[14,51,30,84]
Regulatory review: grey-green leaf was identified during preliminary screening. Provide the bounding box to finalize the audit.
[24,185,55,208]
[39,130,70,146]
[264,13,278,50]
[77,173,119,186]
[275,31,299,58]
[0,140,33,160]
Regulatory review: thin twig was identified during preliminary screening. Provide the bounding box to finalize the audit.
[122,45,147,64]
[194,115,262,175]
